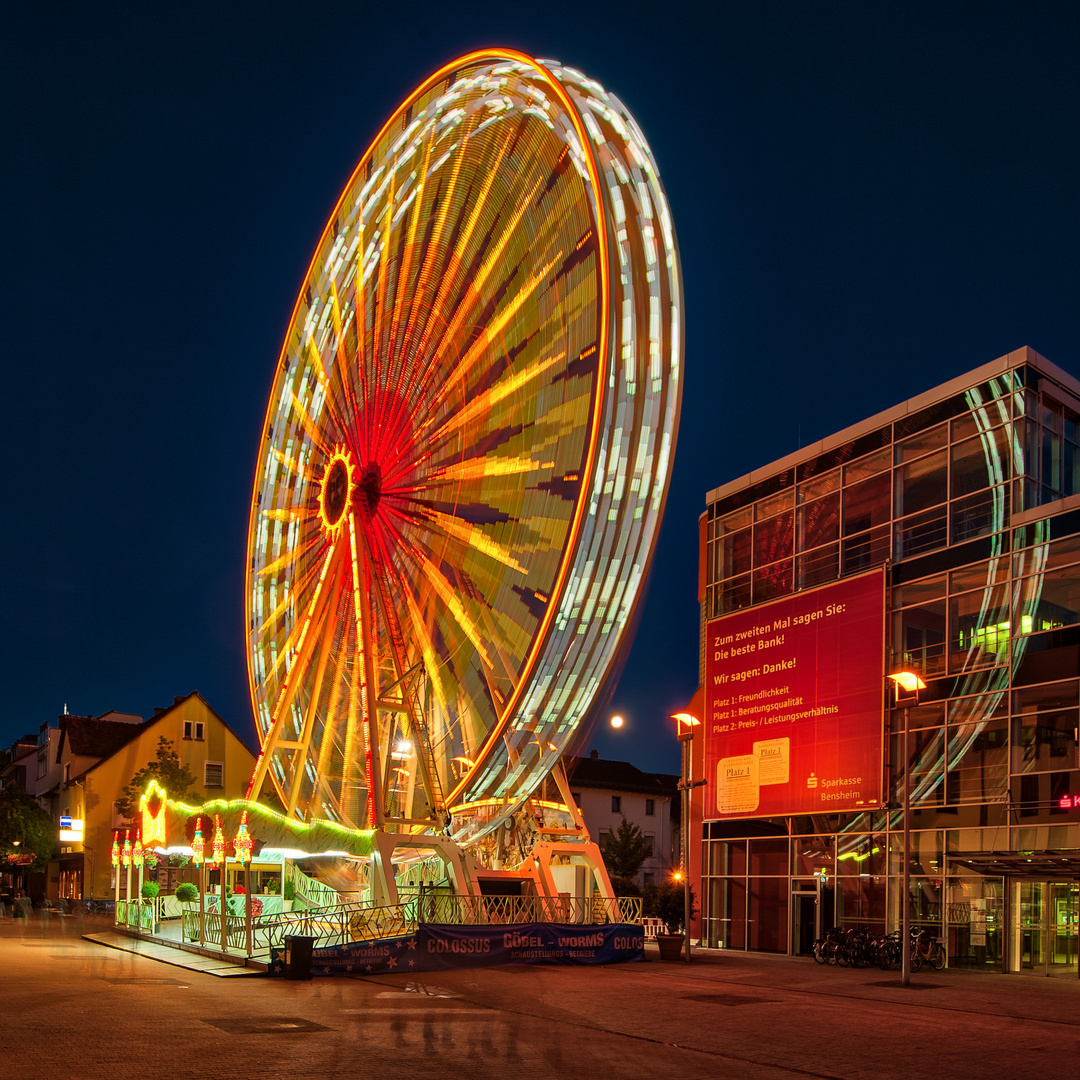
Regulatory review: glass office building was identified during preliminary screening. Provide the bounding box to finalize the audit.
[697,347,1080,974]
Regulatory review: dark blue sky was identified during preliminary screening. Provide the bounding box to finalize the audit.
[4,2,1078,774]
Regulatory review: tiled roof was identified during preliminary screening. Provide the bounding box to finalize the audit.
[565,755,679,796]
[58,715,146,762]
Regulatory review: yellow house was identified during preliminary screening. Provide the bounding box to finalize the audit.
[50,692,256,901]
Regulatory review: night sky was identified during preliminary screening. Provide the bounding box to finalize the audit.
[5,3,1078,775]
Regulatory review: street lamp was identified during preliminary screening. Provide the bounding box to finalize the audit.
[886,670,926,988]
[671,711,701,963]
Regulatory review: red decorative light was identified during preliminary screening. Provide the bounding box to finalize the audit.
[191,817,205,867]
[121,830,132,869]
[210,815,226,867]
[141,782,167,846]
[110,831,120,868]
[233,811,253,865]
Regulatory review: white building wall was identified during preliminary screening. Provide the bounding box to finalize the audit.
[571,785,675,888]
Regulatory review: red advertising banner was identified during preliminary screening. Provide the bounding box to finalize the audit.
[704,570,885,820]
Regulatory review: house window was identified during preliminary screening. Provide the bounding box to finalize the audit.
[643,873,655,888]
[645,798,655,816]
[571,792,581,803]
[611,795,621,813]
[644,833,655,857]
[599,830,611,848]
[195,722,205,741]
[204,762,224,788]
[183,721,192,740]
[37,751,48,779]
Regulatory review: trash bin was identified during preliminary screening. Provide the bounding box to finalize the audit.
[283,935,314,980]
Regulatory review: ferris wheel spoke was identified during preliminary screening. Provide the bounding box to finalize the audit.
[408,124,519,375]
[346,512,384,827]
[433,174,546,371]
[397,117,478,370]
[312,584,353,821]
[283,573,342,817]
[249,535,343,802]
[427,252,564,419]
[366,524,445,820]
[385,140,438,378]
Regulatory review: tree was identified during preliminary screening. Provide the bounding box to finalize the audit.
[115,737,197,820]
[0,786,58,872]
[643,878,697,934]
[600,816,651,879]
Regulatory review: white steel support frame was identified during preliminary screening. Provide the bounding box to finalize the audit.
[521,840,616,909]
[365,831,484,905]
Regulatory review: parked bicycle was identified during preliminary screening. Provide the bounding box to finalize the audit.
[910,928,946,971]
[813,926,945,972]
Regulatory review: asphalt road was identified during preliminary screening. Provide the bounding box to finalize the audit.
[2,914,1078,1079]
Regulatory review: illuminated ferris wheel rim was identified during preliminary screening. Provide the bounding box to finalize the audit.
[244,49,682,837]
[246,50,612,802]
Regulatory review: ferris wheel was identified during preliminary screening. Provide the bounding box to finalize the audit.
[244,50,682,843]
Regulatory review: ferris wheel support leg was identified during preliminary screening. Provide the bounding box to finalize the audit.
[549,760,589,838]
[367,832,399,906]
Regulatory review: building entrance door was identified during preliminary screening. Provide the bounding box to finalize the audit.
[1009,882,1079,975]
[791,878,820,956]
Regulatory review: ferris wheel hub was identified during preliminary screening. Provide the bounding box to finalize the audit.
[317,445,356,538]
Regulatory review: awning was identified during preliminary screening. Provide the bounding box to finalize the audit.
[949,851,1080,881]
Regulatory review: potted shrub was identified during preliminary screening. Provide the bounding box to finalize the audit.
[647,878,696,961]
[175,881,199,907]
[140,880,160,933]
[174,882,198,939]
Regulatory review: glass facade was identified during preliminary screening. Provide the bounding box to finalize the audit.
[698,350,1080,971]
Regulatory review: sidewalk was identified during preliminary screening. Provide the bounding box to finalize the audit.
[83,928,265,976]
[4,915,1080,1080]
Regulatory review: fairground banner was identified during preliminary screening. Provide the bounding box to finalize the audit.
[301,933,419,976]
[417,923,644,968]
[704,569,886,819]
[293,924,644,975]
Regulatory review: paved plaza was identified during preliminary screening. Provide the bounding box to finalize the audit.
[1,913,1078,1079]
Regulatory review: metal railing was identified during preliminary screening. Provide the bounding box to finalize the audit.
[417,893,641,926]
[162,892,643,961]
[115,899,154,931]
